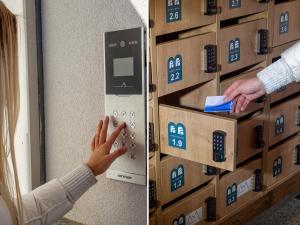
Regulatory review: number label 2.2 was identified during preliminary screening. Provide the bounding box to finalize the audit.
[168,55,183,84]
[168,122,186,150]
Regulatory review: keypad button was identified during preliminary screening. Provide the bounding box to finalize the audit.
[113,111,118,118]
[130,112,136,118]
[121,131,127,139]
[129,122,136,129]
[121,111,127,118]
[130,142,136,150]
[130,133,136,140]
[113,141,118,148]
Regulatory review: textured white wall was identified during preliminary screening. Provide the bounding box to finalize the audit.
[41,1,147,225]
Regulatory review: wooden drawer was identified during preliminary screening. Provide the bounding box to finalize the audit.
[265,134,300,188]
[269,96,300,146]
[161,156,215,205]
[159,104,265,170]
[219,0,268,21]
[156,32,217,97]
[217,158,263,218]
[220,68,265,116]
[153,0,216,36]
[272,0,300,47]
[220,19,267,75]
[268,42,300,103]
[162,184,216,225]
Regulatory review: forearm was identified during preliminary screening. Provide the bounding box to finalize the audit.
[257,41,300,94]
[22,164,97,225]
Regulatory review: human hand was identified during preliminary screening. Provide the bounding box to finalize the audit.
[223,77,266,113]
[86,116,127,176]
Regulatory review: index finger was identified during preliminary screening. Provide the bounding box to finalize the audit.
[223,81,241,102]
[105,122,126,151]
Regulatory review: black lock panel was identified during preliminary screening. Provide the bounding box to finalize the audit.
[254,125,265,149]
[204,0,218,15]
[257,29,269,55]
[149,180,156,209]
[205,197,217,222]
[213,130,226,162]
[253,169,263,192]
[204,45,218,73]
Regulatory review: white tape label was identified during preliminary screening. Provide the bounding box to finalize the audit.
[237,177,252,198]
[186,207,202,225]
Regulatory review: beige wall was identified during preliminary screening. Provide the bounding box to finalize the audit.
[41,0,147,224]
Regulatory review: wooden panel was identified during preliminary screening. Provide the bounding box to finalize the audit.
[153,0,216,36]
[219,0,267,21]
[218,158,262,218]
[272,0,300,47]
[162,184,215,225]
[269,96,300,146]
[179,79,218,110]
[265,134,300,187]
[150,164,156,181]
[236,113,265,164]
[156,32,216,97]
[220,19,267,75]
[220,68,264,116]
[160,156,214,205]
[149,215,157,225]
[159,104,237,171]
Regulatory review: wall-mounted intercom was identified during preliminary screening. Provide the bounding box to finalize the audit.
[104,27,146,185]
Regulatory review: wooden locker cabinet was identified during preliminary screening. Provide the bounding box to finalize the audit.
[152,0,216,36]
[220,68,265,116]
[272,0,300,47]
[269,96,300,146]
[265,134,300,188]
[162,184,216,225]
[219,19,268,75]
[159,104,237,171]
[156,32,217,97]
[217,158,263,218]
[219,0,268,21]
[160,156,215,205]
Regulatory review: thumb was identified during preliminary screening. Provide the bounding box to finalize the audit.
[106,147,127,162]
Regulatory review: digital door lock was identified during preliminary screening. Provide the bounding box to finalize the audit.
[104,27,146,185]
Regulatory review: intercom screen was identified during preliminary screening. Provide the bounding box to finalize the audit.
[113,57,134,77]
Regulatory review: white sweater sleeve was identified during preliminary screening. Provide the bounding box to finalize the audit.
[22,164,97,225]
[257,41,300,94]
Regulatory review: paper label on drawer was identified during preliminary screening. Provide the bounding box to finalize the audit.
[170,164,185,192]
[166,0,182,23]
[168,122,186,150]
[228,38,240,64]
[229,0,241,9]
[237,177,253,198]
[279,12,289,34]
[172,214,185,225]
[186,208,202,225]
[168,55,183,84]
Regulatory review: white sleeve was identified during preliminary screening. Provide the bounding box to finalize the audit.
[257,41,300,94]
[22,164,97,225]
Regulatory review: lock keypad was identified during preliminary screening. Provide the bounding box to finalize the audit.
[111,110,138,160]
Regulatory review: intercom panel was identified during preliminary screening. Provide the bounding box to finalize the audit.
[104,27,146,185]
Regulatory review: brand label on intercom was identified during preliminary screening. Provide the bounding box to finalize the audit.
[229,0,241,9]
[168,55,183,84]
[226,183,237,206]
[273,156,283,177]
[237,177,252,198]
[279,12,289,34]
[166,0,182,23]
[168,122,187,150]
[170,164,184,192]
[186,208,202,225]
[172,214,185,225]
[228,38,240,64]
